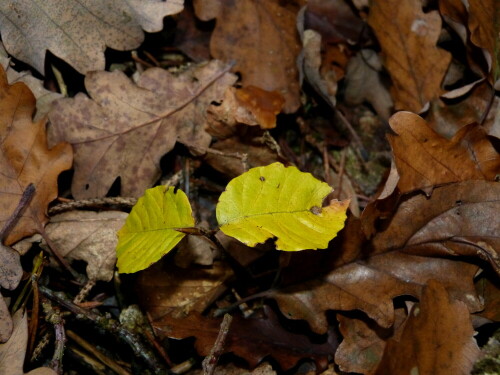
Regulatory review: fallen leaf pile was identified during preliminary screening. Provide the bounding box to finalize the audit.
[0,0,498,374]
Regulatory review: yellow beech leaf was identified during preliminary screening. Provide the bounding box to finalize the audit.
[216,163,349,250]
[116,186,194,273]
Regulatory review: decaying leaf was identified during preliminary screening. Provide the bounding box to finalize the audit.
[116,186,195,274]
[153,306,336,371]
[0,0,184,75]
[374,280,480,375]
[0,66,72,245]
[195,0,301,113]
[273,179,498,334]
[0,310,57,375]
[216,163,349,251]
[388,111,500,194]
[0,245,22,342]
[48,60,236,198]
[42,211,127,281]
[368,0,451,112]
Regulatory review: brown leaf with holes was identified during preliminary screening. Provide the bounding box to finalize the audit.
[195,0,301,113]
[368,0,451,112]
[468,0,500,88]
[0,66,72,245]
[272,180,499,334]
[373,280,480,375]
[48,60,236,198]
[153,306,336,371]
[0,0,184,75]
[388,111,500,194]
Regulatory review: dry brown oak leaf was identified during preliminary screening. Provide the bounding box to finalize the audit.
[374,280,480,375]
[272,180,500,335]
[389,111,500,194]
[368,0,451,112]
[194,0,301,113]
[153,306,336,371]
[0,0,184,75]
[48,60,237,199]
[468,0,500,89]
[0,67,72,245]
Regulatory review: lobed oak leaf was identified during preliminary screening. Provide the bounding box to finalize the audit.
[368,0,451,112]
[0,0,184,75]
[48,60,236,199]
[388,111,500,194]
[373,280,480,375]
[195,0,301,113]
[272,180,499,334]
[0,66,72,245]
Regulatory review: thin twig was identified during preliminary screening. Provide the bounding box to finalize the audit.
[0,183,36,241]
[202,314,233,375]
[39,286,171,374]
[67,330,131,375]
[42,298,66,375]
[48,196,138,216]
[336,148,347,199]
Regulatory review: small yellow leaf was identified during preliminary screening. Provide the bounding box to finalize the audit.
[116,186,194,273]
[216,163,349,250]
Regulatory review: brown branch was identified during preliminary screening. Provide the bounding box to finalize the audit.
[202,314,233,375]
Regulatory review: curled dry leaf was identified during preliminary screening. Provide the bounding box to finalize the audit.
[0,310,57,375]
[208,86,284,130]
[373,280,480,375]
[273,180,498,334]
[195,0,301,113]
[344,50,393,120]
[0,0,184,74]
[0,245,22,342]
[368,0,451,112]
[388,111,500,194]
[468,0,500,89]
[0,66,73,245]
[48,60,236,198]
[41,211,127,281]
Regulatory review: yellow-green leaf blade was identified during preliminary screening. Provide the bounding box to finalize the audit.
[216,163,349,250]
[116,186,195,273]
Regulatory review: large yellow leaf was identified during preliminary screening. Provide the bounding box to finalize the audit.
[216,163,349,250]
[116,186,194,273]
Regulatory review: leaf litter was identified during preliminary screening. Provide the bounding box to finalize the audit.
[0,0,499,374]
